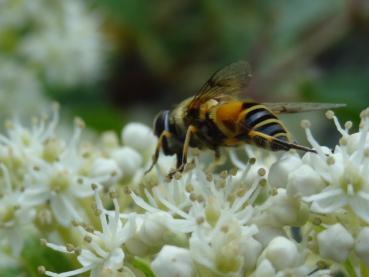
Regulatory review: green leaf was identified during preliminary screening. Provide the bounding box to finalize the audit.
[20,236,75,277]
[131,256,156,277]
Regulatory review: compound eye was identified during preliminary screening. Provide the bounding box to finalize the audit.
[153,111,168,137]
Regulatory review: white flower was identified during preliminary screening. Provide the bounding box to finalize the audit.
[189,216,259,275]
[151,245,195,277]
[0,104,59,165]
[298,110,369,223]
[131,155,264,275]
[263,237,299,270]
[268,153,303,188]
[240,235,263,273]
[253,188,309,229]
[229,146,276,184]
[111,146,143,179]
[121,123,156,154]
[286,164,324,197]
[317,223,354,262]
[132,161,259,236]
[252,259,276,277]
[0,164,36,256]
[137,212,173,247]
[24,121,107,226]
[44,189,136,277]
[91,158,122,186]
[18,0,107,87]
[354,227,369,266]
[0,59,46,117]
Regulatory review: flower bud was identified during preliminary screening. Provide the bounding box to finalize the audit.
[254,226,285,247]
[111,147,142,179]
[286,164,324,197]
[240,237,263,272]
[138,214,169,247]
[91,158,121,185]
[268,154,302,188]
[264,189,309,227]
[265,237,299,270]
[125,236,150,256]
[355,227,369,266]
[101,131,120,149]
[318,223,354,262]
[215,240,242,273]
[254,259,276,277]
[122,123,156,153]
[151,245,195,277]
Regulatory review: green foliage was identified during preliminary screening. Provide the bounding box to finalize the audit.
[0,237,75,277]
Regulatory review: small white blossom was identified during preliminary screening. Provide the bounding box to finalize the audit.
[18,0,107,87]
[0,164,36,256]
[111,146,143,179]
[44,189,136,277]
[354,227,369,266]
[91,158,122,186]
[317,223,354,262]
[286,164,324,197]
[121,123,156,154]
[132,160,258,236]
[0,59,46,117]
[264,236,299,270]
[295,110,369,223]
[240,236,263,273]
[253,188,309,229]
[151,245,195,277]
[252,259,276,277]
[24,121,107,226]
[268,153,303,188]
[190,217,259,275]
[137,212,173,247]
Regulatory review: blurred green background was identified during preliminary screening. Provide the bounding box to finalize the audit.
[10,0,369,142]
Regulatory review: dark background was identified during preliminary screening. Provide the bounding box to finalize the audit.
[50,0,369,143]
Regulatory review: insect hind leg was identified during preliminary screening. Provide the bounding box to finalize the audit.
[249,130,316,154]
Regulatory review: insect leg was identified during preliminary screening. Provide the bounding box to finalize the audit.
[248,130,317,153]
[206,148,226,172]
[145,130,172,174]
[180,125,197,168]
[167,125,197,178]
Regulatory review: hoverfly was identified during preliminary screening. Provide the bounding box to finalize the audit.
[146,61,344,174]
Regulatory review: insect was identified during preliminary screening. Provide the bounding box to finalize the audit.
[146,61,344,175]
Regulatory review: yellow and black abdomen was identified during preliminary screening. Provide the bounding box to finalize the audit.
[238,102,292,150]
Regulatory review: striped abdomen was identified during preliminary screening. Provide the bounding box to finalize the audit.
[239,102,292,150]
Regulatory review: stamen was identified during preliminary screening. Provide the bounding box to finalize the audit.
[325,110,334,120]
[229,149,246,170]
[344,121,353,131]
[257,168,266,177]
[301,120,325,158]
[38,266,46,274]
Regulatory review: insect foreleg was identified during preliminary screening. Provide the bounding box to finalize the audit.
[180,125,197,168]
[145,130,172,174]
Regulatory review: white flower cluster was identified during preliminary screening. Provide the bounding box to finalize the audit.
[0,0,107,116]
[1,107,369,277]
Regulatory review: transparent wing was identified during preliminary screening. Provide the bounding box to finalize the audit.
[188,61,252,111]
[263,102,346,114]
